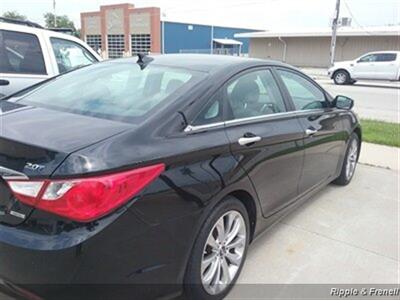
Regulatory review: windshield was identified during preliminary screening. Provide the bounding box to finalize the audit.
[16,62,206,122]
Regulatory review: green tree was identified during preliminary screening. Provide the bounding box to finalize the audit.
[43,12,75,30]
[74,28,81,38]
[2,11,27,21]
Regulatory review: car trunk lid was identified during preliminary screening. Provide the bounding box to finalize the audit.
[0,101,132,225]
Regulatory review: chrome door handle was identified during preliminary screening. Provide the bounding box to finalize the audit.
[305,129,318,136]
[238,136,261,146]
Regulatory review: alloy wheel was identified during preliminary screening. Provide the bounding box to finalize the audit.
[335,72,347,84]
[346,139,358,180]
[201,210,247,295]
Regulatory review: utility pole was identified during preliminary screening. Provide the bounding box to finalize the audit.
[53,0,57,27]
[330,0,341,66]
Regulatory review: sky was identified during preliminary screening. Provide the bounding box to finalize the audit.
[0,0,399,30]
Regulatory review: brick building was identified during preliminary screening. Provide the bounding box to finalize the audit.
[81,3,256,59]
[81,3,160,59]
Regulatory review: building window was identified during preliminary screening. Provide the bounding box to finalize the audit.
[86,35,102,52]
[131,34,151,55]
[107,34,125,59]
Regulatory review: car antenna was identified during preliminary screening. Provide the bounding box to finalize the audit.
[137,53,153,70]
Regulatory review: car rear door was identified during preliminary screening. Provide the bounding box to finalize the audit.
[0,29,51,97]
[374,53,398,80]
[275,68,346,195]
[222,68,305,217]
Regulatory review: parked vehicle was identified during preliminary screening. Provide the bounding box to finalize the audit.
[0,18,101,98]
[0,54,361,300]
[328,51,400,84]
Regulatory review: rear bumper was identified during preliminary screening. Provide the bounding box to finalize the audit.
[0,207,201,300]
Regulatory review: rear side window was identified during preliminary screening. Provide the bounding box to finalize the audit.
[16,62,206,123]
[0,30,46,75]
[278,69,327,111]
[193,90,224,126]
[375,53,397,62]
[50,38,97,73]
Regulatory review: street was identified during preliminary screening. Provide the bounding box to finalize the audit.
[317,80,399,123]
[228,163,399,299]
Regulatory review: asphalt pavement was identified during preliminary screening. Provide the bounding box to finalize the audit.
[301,68,399,123]
[319,81,400,123]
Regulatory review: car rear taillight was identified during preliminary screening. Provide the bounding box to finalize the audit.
[5,164,165,222]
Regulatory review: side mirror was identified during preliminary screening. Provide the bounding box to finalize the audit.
[333,95,354,110]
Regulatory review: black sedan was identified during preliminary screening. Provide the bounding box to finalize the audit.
[0,54,361,300]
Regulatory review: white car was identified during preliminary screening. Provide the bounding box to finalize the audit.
[328,51,400,85]
[0,18,102,97]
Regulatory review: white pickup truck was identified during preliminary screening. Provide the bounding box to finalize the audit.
[328,51,400,85]
[0,18,102,98]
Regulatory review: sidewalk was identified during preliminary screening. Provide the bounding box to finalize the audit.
[300,67,328,79]
[359,142,399,171]
[301,68,400,89]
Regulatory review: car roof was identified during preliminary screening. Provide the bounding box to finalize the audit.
[110,54,289,73]
[2,22,69,39]
[365,51,400,55]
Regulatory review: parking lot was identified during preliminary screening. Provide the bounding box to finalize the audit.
[228,161,399,298]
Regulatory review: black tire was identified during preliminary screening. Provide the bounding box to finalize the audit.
[333,132,360,186]
[333,70,351,85]
[183,197,250,300]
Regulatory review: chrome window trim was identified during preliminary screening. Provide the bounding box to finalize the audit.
[184,121,225,133]
[184,108,331,133]
[0,166,29,180]
[224,111,298,127]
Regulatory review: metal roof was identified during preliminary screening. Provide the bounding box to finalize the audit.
[234,26,400,38]
[213,38,243,45]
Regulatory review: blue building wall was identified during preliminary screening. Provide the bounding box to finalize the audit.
[162,21,256,54]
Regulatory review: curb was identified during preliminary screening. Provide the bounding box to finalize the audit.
[358,142,399,172]
[308,76,400,90]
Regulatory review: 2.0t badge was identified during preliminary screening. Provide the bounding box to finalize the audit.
[24,162,45,172]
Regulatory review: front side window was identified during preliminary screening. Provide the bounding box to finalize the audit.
[226,69,286,120]
[358,54,378,63]
[375,53,397,62]
[50,38,97,73]
[278,69,327,111]
[0,30,46,75]
[16,63,206,123]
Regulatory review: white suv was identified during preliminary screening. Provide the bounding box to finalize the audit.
[328,51,400,85]
[0,19,102,97]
